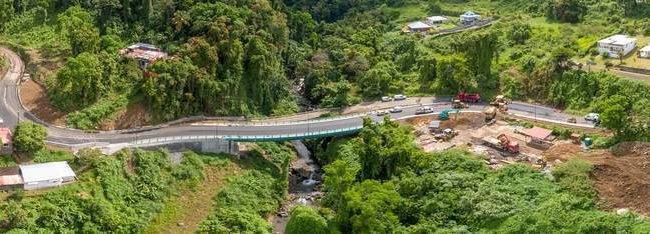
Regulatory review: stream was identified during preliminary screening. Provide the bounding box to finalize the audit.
[271,140,323,234]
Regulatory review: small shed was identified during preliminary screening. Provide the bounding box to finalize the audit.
[119,43,168,68]
[0,175,23,191]
[407,21,433,32]
[640,45,650,58]
[429,120,441,133]
[523,127,553,140]
[19,162,76,190]
[426,16,448,25]
[0,128,12,147]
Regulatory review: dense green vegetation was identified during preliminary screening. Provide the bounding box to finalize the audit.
[198,142,293,233]
[1,0,648,140]
[0,149,204,232]
[309,119,650,232]
[285,205,329,234]
[12,122,47,154]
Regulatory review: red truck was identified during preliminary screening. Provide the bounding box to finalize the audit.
[456,92,481,103]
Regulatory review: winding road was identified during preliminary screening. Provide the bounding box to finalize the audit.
[0,48,594,151]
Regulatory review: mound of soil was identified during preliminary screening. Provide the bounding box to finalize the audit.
[587,142,650,216]
[20,79,67,126]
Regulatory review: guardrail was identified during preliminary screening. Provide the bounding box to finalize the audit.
[129,126,364,146]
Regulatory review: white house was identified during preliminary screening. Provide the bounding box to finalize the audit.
[19,162,76,190]
[639,45,650,58]
[407,21,433,33]
[426,16,448,25]
[597,35,637,58]
[460,11,480,25]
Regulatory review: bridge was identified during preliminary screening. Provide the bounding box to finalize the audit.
[0,48,595,155]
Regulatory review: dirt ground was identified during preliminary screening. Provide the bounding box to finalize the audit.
[405,114,649,216]
[101,101,152,130]
[20,79,67,126]
[405,113,547,169]
[544,142,650,216]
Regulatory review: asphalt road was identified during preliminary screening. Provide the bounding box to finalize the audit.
[0,48,594,149]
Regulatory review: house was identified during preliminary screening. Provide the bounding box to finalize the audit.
[597,35,637,58]
[428,120,441,133]
[407,21,433,33]
[0,128,11,145]
[0,175,23,191]
[19,161,76,190]
[426,16,449,25]
[119,43,168,68]
[639,45,650,58]
[460,11,480,25]
[523,127,553,141]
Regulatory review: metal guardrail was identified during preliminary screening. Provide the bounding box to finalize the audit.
[129,126,364,146]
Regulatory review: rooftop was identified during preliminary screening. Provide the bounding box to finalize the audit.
[429,120,441,128]
[427,16,448,21]
[598,35,637,46]
[641,45,650,52]
[462,11,479,16]
[120,43,168,62]
[19,161,76,183]
[0,128,11,145]
[408,21,432,29]
[0,175,23,186]
[523,127,553,140]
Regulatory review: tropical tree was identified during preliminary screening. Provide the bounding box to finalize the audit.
[13,122,47,154]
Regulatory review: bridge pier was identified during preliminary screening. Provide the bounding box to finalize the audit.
[200,139,239,155]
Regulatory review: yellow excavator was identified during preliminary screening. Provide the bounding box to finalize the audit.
[483,95,510,123]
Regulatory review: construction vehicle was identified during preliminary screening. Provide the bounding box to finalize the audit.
[490,95,509,112]
[439,109,459,121]
[434,128,459,141]
[452,99,469,109]
[483,106,498,124]
[482,133,520,154]
[456,92,481,103]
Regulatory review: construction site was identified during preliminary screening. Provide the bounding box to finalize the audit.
[404,95,650,216]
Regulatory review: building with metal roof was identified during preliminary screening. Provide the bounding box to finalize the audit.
[460,11,481,25]
[120,43,168,68]
[19,161,76,190]
[0,128,12,146]
[597,35,637,58]
[407,21,433,32]
[427,16,449,24]
[639,45,650,58]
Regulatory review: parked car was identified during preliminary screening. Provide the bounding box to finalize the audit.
[389,106,403,113]
[415,106,433,115]
[376,110,390,116]
[584,113,600,122]
[381,96,392,102]
[394,94,407,101]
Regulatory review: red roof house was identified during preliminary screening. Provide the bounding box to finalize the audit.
[0,128,11,146]
[523,127,552,140]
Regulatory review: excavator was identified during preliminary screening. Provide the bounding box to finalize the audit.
[452,99,469,109]
[483,95,510,123]
[439,109,459,121]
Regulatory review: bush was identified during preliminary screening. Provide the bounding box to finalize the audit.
[12,122,47,154]
[66,95,128,130]
[552,159,596,199]
[32,150,74,163]
[286,206,328,234]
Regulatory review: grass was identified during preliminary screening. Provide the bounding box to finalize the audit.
[145,154,240,234]
[0,155,17,167]
[391,4,428,24]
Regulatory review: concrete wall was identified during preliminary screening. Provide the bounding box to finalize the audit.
[135,139,239,155]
